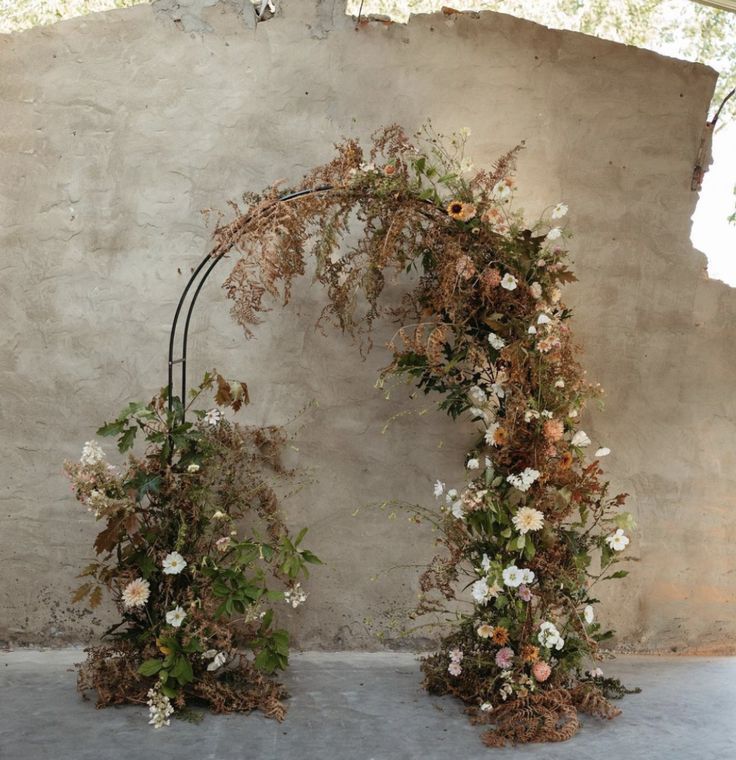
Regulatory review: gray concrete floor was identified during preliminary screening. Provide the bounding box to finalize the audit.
[1,650,734,760]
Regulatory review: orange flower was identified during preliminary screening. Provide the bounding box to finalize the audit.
[521,644,539,663]
[447,200,477,222]
[560,450,574,469]
[493,427,509,446]
[492,626,510,645]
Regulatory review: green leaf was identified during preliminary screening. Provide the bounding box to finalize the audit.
[182,637,203,654]
[271,629,289,655]
[160,683,178,699]
[613,512,637,531]
[260,609,274,631]
[300,550,322,565]
[118,427,137,453]
[524,539,536,562]
[97,421,125,437]
[254,649,279,674]
[138,659,164,676]
[293,527,308,546]
[170,655,194,685]
[604,570,629,580]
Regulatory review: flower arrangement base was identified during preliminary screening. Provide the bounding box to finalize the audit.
[78,644,288,721]
[65,373,320,728]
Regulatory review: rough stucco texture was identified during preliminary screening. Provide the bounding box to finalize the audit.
[1,1,732,653]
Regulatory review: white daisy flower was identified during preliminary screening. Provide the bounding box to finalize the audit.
[165,605,186,628]
[551,203,568,219]
[500,273,518,291]
[502,565,524,588]
[512,507,545,535]
[605,528,629,552]
[162,551,187,575]
[122,578,150,608]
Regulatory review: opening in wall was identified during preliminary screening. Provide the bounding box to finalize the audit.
[692,122,736,285]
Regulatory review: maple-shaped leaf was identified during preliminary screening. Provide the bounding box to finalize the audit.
[554,268,578,285]
[214,374,250,412]
[89,586,103,609]
[71,583,91,604]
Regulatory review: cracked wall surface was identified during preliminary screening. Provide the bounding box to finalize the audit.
[1,1,733,652]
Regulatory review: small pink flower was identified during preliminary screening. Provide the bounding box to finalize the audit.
[449,648,464,663]
[532,661,552,682]
[495,647,514,669]
[518,584,532,602]
[448,661,462,676]
[215,536,231,552]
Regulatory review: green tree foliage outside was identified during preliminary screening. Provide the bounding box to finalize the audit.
[0,0,143,32]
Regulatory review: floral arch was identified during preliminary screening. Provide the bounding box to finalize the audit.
[65,125,637,746]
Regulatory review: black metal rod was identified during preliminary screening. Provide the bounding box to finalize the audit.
[165,185,334,437]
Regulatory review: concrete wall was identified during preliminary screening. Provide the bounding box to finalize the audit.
[1,1,732,653]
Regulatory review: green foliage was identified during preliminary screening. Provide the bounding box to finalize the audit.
[65,370,319,720]
[0,0,146,34]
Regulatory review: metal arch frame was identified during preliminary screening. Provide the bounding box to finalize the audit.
[166,185,333,423]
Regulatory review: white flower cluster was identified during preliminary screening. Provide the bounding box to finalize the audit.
[80,440,105,465]
[442,488,463,520]
[502,565,534,588]
[471,577,501,604]
[506,467,540,493]
[284,583,308,608]
[86,489,109,518]
[147,685,174,729]
[538,621,565,651]
[447,648,463,676]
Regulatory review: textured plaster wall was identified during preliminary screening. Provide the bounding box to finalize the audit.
[1,1,732,653]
